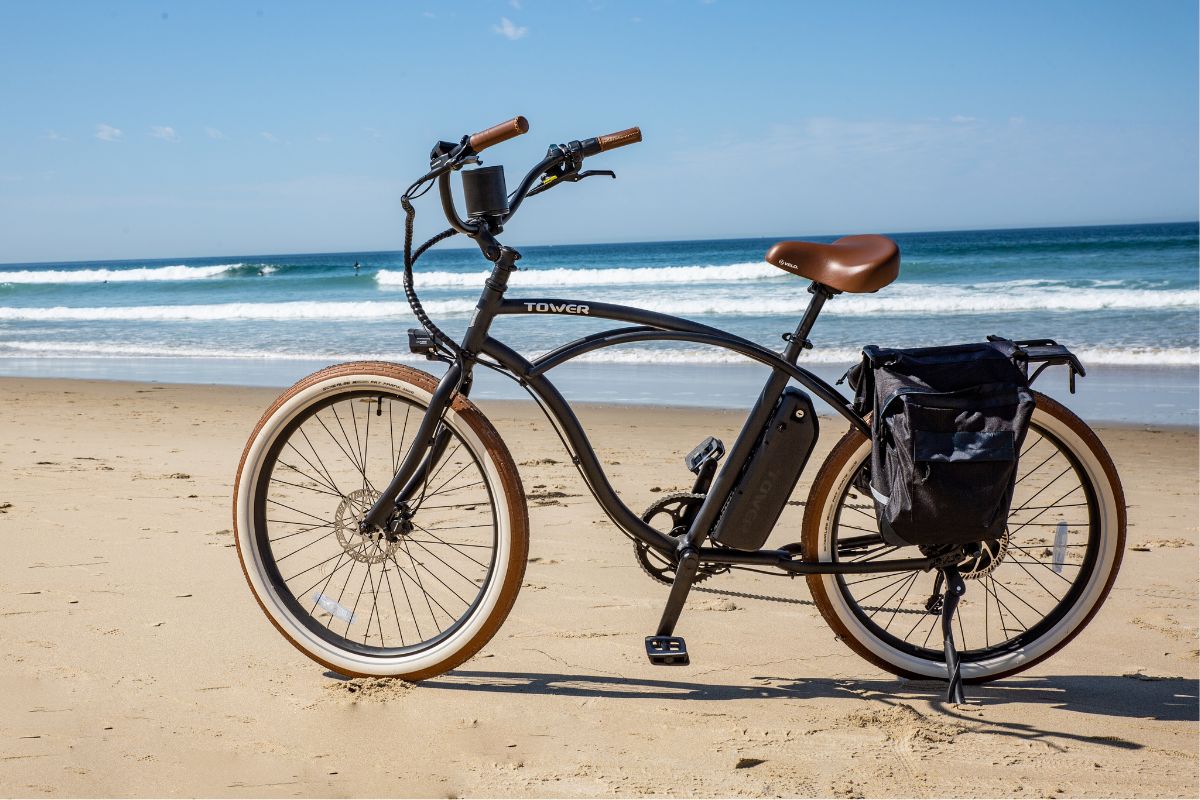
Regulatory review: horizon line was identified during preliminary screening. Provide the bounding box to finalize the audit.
[2,218,1196,269]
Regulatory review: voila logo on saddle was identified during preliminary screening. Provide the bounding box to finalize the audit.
[524,302,590,314]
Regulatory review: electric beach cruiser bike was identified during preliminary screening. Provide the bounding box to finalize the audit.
[234,117,1125,701]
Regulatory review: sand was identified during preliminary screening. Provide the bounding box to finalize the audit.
[0,376,1196,798]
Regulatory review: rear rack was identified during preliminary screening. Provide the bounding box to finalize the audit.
[991,336,1086,393]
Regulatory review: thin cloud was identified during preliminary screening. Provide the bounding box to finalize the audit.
[423,11,435,18]
[364,127,383,140]
[94,123,123,142]
[205,126,228,140]
[150,125,180,142]
[951,115,977,124]
[315,133,333,143]
[44,130,68,142]
[260,131,280,143]
[493,17,527,40]
[509,0,522,9]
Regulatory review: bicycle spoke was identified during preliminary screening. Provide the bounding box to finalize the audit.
[843,570,907,587]
[276,453,343,498]
[1005,543,1073,589]
[385,552,424,641]
[422,479,486,502]
[293,429,346,497]
[406,533,489,586]
[855,571,916,604]
[412,523,492,569]
[276,528,338,562]
[380,560,408,646]
[270,474,344,499]
[265,496,336,528]
[330,405,366,476]
[398,537,473,608]
[881,572,922,630]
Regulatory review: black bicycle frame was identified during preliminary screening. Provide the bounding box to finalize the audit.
[361,246,934,578]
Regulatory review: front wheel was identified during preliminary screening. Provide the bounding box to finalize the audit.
[803,391,1125,683]
[233,362,528,679]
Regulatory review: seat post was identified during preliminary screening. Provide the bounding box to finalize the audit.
[784,282,835,362]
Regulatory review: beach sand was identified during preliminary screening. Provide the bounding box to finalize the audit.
[1,376,1196,798]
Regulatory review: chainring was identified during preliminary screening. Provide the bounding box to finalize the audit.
[636,491,728,586]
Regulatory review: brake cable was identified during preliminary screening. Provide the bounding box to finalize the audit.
[399,193,460,361]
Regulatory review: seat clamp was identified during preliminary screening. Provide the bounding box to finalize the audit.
[782,333,813,350]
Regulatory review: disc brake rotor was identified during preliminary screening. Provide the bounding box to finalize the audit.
[958,530,1011,578]
[333,488,396,564]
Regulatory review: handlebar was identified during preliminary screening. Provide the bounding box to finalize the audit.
[580,126,642,156]
[422,118,641,242]
[468,116,529,153]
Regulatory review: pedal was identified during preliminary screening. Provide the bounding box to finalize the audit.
[684,436,725,474]
[645,635,689,666]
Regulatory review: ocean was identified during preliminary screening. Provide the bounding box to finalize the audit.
[1,222,1196,424]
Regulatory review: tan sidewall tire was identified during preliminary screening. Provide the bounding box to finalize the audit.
[233,361,528,679]
[803,391,1125,682]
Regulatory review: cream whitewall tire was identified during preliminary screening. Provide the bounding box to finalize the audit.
[803,392,1125,682]
[233,362,528,679]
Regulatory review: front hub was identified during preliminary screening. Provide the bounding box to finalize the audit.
[335,488,397,564]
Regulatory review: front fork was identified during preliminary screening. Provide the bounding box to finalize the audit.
[359,361,469,533]
[360,244,519,533]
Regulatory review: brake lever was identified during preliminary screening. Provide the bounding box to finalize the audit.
[525,167,617,198]
[427,136,481,174]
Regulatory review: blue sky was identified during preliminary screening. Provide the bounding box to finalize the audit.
[0,0,1196,263]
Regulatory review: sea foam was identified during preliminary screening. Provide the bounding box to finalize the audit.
[0,264,243,284]
[1,339,1194,367]
[377,262,780,288]
[0,284,1194,322]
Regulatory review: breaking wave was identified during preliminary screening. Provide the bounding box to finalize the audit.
[0,263,244,284]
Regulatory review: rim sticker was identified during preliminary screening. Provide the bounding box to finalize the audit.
[313,593,356,623]
[1052,520,1068,574]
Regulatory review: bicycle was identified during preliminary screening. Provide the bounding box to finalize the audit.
[233,117,1125,699]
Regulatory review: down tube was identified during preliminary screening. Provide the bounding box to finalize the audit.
[479,338,680,554]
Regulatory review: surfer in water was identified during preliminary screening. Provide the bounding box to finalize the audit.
[353,260,360,274]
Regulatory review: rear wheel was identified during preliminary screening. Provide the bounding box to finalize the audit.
[233,362,528,679]
[802,392,1124,682]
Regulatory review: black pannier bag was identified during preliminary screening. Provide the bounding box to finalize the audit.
[847,340,1036,548]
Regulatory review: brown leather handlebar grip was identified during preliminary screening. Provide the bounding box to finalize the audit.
[468,116,530,153]
[597,126,642,151]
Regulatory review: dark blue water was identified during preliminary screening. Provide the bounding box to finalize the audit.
[0,222,1195,421]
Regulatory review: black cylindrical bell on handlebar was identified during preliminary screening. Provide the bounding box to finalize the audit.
[461,166,509,218]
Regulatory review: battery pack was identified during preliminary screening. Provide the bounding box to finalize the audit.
[710,388,819,550]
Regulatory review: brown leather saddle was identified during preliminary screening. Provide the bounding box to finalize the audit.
[765,235,900,293]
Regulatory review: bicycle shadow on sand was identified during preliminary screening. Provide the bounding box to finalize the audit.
[411,669,1196,751]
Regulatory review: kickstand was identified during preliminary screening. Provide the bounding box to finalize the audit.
[940,565,967,704]
[644,547,699,665]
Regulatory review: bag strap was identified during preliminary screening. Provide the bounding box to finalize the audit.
[877,383,1022,418]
